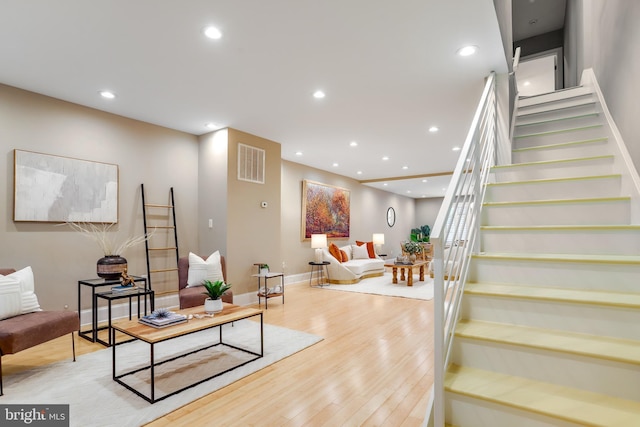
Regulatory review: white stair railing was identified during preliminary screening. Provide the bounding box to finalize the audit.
[430,71,497,426]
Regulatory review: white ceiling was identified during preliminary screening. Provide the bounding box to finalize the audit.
[0,0,507,199]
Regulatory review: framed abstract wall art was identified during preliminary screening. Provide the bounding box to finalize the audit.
[302,179,350,239]
[13,150,119,223]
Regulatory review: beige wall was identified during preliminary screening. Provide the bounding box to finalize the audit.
[224,129,282,295]
[281,161,416,272]
[415,197,444,235]
[0,84,199,310]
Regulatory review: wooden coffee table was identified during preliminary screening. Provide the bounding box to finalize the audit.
[111,304,263,403]
[384,261,428,286]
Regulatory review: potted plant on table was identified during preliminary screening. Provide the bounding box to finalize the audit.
[202,280,232,314]
[259,264,269,275]
[403,241,423,263]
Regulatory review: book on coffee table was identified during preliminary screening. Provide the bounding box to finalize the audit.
[139,311,187,328]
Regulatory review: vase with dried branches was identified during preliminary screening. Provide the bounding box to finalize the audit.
[66,222,153,280]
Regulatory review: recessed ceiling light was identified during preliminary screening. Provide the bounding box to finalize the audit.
[382,156,389,161]
[457,45,478,57]
[422,179,427,183]
[99,90,115,99]
[313,90,325,99]
[332,162,339,167]
[402,166,409,170]
[295,151,303,156]
[523,81,531,86]
[452,146,461,151]
[429,126,439,133]
[205,122,222,130]
[350,141,358,147]
[383,183,388,186]
[356,171,363,175]
[422,195,426,198]
[204,26,222,39]
[406,190,411,194]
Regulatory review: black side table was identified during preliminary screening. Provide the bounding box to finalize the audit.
[308,261,330,287]
[95,287,154,346]
[78,276,148,344]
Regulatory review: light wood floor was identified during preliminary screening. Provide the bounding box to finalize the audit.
[3,282,434,426]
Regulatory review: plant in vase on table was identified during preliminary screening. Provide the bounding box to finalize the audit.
[259,264,269,275]
[65,222,154,281]
[403,241,423,263]
[202,280,232,314]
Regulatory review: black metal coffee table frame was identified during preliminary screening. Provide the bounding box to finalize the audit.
[112,309,263,404]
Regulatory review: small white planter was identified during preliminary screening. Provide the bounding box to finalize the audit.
[260,268,269,276]
[204,298,223,314]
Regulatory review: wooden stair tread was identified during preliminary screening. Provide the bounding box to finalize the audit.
[465,282,640,309]
[517,100,596,118]
[480,224,640,231]
[472,252,640,264]
[491,154,613,170]
[512,136,608,152]
[445,364,640,426]
[514,124,603,139]
[455,319,640,365]
[514,112,599,128]
[483,196,630,207]
[485,174,621,187]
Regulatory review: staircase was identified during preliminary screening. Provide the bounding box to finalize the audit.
[443,86,640,426]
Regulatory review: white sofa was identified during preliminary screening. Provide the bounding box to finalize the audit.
[321,244,385,284]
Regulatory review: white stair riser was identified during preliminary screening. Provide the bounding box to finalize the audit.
[518,88,594,109]
[461,295,640,340]
[452,339,640,400]
[516,103,597,126]
[480,229,640,255]
[512,140,609,163]
[485,176,621,202]
[514,126,607,149]
[492,157,614,182]
[445,394,583,427]
[482,200,630,226]
[514,115,601,137]
[469,258,640,291]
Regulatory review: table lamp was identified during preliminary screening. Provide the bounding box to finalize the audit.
[372,233,385,255]
[311,234,327,263]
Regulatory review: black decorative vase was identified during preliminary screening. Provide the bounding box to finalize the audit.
[97,255,127,280]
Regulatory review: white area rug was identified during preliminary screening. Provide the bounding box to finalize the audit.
[322,272,433,300]
[2,320,322,427]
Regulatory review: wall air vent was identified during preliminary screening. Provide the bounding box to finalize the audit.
[237,143,265,184]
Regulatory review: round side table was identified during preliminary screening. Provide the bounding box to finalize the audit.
[308,261,330,287]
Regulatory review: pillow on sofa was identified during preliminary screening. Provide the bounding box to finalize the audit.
[2,266,42,315]
[186,251,224,287]
[356,241,376,258]
[0,275,22,320]
[351,244,370,259]
[339,245,352,261]
[328,243,343,262]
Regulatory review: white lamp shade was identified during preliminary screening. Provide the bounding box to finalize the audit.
[372,233,385,245]
[311,234,328,249]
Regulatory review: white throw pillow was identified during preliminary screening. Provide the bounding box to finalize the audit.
[0,275,22,320]
[4,266,42,315]
[186,251,224,287]
[351,244,369,260]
